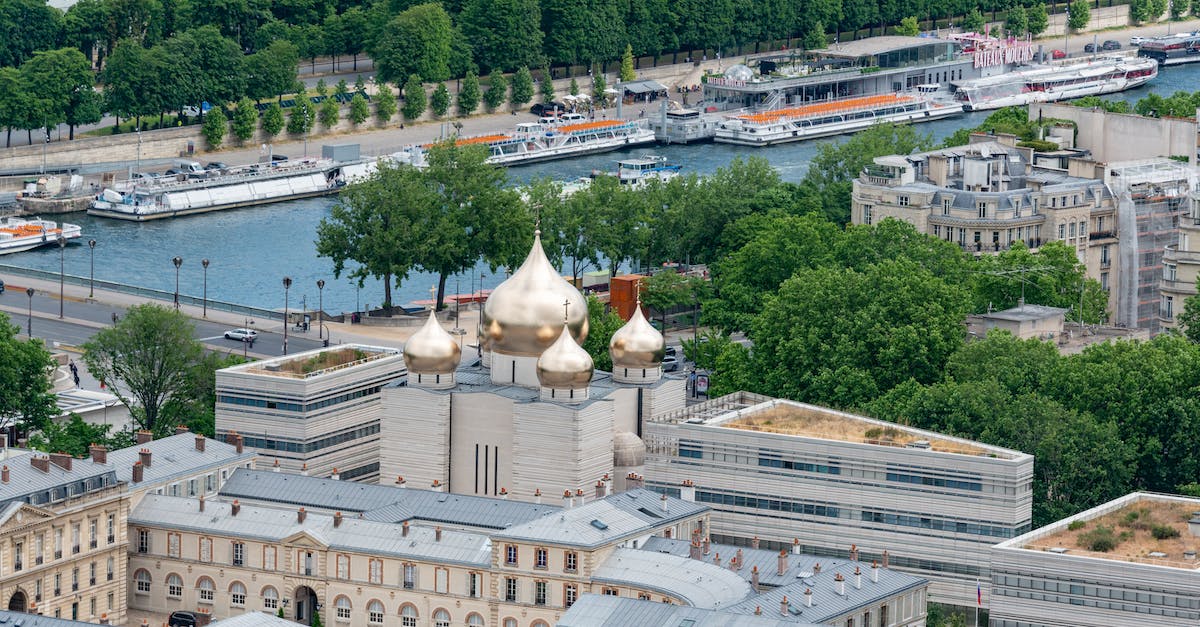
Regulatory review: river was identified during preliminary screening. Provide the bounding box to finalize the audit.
[6,62,1199,315]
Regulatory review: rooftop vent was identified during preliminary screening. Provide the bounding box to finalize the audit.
[906,440,931,449]
[1149,551,1168,558]
[264,364,281,372]
[590,519,609,530]
[1047,547,1069,554]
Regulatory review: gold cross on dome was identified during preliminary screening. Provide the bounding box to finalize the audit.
[429,285,437,310]
[563,299,571,324]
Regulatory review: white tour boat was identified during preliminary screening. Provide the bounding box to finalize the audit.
[0,217,83,254]
[396,119,657,167]
[950,56,1158,111]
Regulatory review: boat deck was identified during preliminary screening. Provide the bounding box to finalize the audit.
[735,93,915,125]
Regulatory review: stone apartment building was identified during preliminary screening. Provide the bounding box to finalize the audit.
[1160,190,1200,332]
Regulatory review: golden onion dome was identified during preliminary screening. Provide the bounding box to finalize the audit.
[536,322,594,389]
[482,231,588,357]
[613,431,646,467]
[609,305,665,369]
[403,309,462,374]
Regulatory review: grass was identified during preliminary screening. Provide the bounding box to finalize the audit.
[1030,499,1198,564]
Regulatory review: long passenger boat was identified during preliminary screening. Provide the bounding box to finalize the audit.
[714,90,962,146]
[1136,32,1200,66]
[0,217,82,254]
[950,56,1158,111]
[396,119,657,167]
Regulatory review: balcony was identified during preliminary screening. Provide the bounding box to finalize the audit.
[35,556,43,565]
[1089,231,1115,241]
[1101,259,1112,269]
[72,545,79,554]
[14,562,22,572]
[54,550,61,559]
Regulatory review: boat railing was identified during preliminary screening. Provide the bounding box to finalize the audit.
[0,263,285,321]
[116,160,331,193]
[734,93,917,126]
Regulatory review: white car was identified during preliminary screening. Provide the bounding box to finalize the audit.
[662,354,680,372]
[224,328,258,342]
[1130,36,1148,46]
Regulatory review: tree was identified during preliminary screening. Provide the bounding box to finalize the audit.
[961,9,985,33]
[641,271,704,330]
[349,93,369,125]
[1005,6,1028,37]
[245,39,300,102]
[1068,0,1090,31]
[569,77,579,96]
[530,179,601,281]
[28,414,114,458]
[591,70,607,101]
[896,16,921,36]
[402,74,427,120]
[582,296,625,371]
[315,77,328,97]
[0,0,65,68]
[81,304,205,436]
[0,312,58,436]
[459,0,543,72]
[619,43,636,82]
[335,79,349,98]
[457,70,480,115]
[159,26,246,112]
[430,83,451,117]
[1027,3,1049,36]
[21,48,95,135]
[319,96,339,129]
[287,96,314,134]
[539,65,555,103]
[970,241,1109,322]
[102,39,161,125]
[201,104,227,148]
[261,101,284,136]
[64,87,102,140]
[232,97,257,142]
[371,3,454,83]
[510,66,534,107]
[375,84,397,124]
[1177,278,1200,343]
[484,70,507,110]
[0,67,28,147]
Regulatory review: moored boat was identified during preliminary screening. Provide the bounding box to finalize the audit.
[950,56,1158,111]
[0,217,83,254]
[396,119,658,167]
[594,155,682,187]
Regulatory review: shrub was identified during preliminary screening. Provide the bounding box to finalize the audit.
[1151,524,1181,540]
[1077,525,1118,552]
[1067,520,1086,531]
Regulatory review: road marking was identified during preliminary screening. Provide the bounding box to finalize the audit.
[199,335,227,342]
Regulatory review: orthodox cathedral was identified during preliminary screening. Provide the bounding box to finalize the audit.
[379,230,686,502]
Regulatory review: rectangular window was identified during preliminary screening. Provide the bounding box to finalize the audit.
[107,515,115,543]
[35,534,43,564]
[55,528,63,558]
[942,198,951,215]
[168,577,182,598]
[337,554,349,579]
[263,546,276,571]
[232,542,245,567]
[88,520,97,548]
[1069,222,1076,237]
[603,587,619,596]
[535,548,548,569]
[862,204,873,225]
[897,195,910,206]
[89,561,95,585]
[206,473,216,492]
[468,572,480,598]
[369,559,383,585]
[564,583,578,608]
[71,523,80,554]
[136,530,150,554]
[167,533,180,558]
[106,557,113,581]
[1163,295,1175,320]
[302,551,314,576]
[565,552,578,572]
[506,577,518,602]
[535,581,547,606]
[435,568,449,594]
[403,564,416,589]
[977,202,987,218]
[199,538,211,562]
[505,545,518,565]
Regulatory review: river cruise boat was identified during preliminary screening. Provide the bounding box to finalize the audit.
[1136,32,1200,65]
[0,217,82,254]
[397,119,657,167]
[950,56,1158,110]
[89,159,343,221]
[714,89,962,146]
[601,155,682,187]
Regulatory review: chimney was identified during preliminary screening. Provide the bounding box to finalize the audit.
[777,549,788,575]
[754,606,762,616]
[804,588,813,607]
[175,425,189,435]
[48,452,72,471]
[689,540,702,560]
[854,566,862,590]
[595,481,606,499]
[30,455,50,473]
[298,508,307,523]
[431,479,443,492]
[660,493,669,512]
[89,444,107,464]
[835,573,846,596]
[727,556,736,571]
[230,500,241,516]
[871,561,879,583]
[576,488,585,505]
[780,595,789,617]
[333,512,343,528]
[702,536,710,556]
[813,562,821,574]
[331,468,340,481]
[1,465,8,483]
[435,526,442,542]
[131,461,143,483]
[713,552,721,566]
[534,489,541,504]
[396,476,406,488]
[272,459,280,472]
[751,536,760,550]
[792,537,801,554]
[234,435,244,455]
[751,566,760,592]
[563,490,573,509]
[194,435,205,452]
[136,430,153,445]
[401,520,409,537]
[224,431,237,445]
[849,544,858,562]
[301,463,308,476]
[99,614,110,625]
[680,479,696,502]
[500,488,509,499]
[882,550,889,568]
[735,548,744,570]
[138,448,151,468]
[198,496,205,513]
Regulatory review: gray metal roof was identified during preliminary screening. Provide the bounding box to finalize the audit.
[0,610,100,627]
[493,489,708,548]
[392,361,686,404]
[593,548,753,609]
[558,595,819,626]
[131,495,493,567]
[212,614,300,627]
[982,303,1069,322]
[108,432,253,487]
[0,451,118,507]
[220,469,558,530]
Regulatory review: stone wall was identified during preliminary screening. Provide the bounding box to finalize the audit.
[1028,103,1198,164]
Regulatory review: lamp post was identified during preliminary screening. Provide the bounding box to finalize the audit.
[87,239,96,298]
[136,126,142,174]
[316,280,325,340]
[243,318,255,358]
[282,277,292,355]
[26,287,34,337]
[201,259,210,317]
[57,235,66,319]
[172,256,183,310]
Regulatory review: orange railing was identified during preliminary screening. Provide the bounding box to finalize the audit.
[559,120,626,133]
[422,134,513,148]
[736,93,915,125]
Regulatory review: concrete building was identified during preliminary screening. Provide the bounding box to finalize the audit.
[644,392,1032,609]
[1027,102,1198,167]
[990,492,1200,627]
[965,303,1148,354]
[215,345,406,482]
[1160,191,1200,332]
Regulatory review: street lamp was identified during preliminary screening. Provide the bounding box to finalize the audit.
[57,235,66,319]
[201,259,210,317]
[316,279,325,341]
[282,276,293,355]
[26,287,34,337]
[172,256,183,310]
[243,318,255,358]
[87,239,96,298]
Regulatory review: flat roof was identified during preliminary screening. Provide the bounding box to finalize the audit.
[818,36,951,58]
[1008,492,1200,570]
[227,344,401,379]
[982,303,1069,322]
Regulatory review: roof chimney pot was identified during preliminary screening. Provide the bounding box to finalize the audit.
[136,430,152,445]
[396,476,406,487]
[49,452,72,471]
[777,549,788,575]
[331,468,340,481]
[30,455,49,473]
[334,511,342,527]
[751,536,759,549]
[871,560,879,583]
[1,465,8,484]
[882,550,889,568]
[780,595,789,617]
[138,448,151,468]
[230,500,240,516]
[199,496,205,512]
[402,520,409,537]
[751,565,760,592]
[89,444,107,464]
[194,434,205,453]
[234,434,243,454]
[298,508,306,523]
[804,588,813,607]
[131,461,143,483]
[272,459,279,472]
[854,566,862,589]
[435,526,442,541]
[660,493,669,512]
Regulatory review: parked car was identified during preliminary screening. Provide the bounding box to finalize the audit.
[1051,49,1067,59]
[164,168,185,176]
[131,172,155,181]
[1130,36,1149,46]
[204,162,227,172]
[530,101,566,116]
[664,345,677,357]
[1102,40,1122,51]
[0,279,5,294]
[223,328,258,342]
[559,112,586,123]
[662,354,680,372]
[270,154,289,163]
[168,611,198,627]
[1083,42,1097,52]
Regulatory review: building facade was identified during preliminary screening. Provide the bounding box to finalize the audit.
[1160,191,1200,332]
[644,393,1032,609]
[215,345,406,482]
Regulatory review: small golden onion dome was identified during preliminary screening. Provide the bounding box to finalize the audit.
[536,322,594,389]
[482,231,588,356]
[613,431,646,467]
[609,305,665,369]
[403,309,461,374]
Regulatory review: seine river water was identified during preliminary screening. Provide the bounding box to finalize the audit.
[7,62,1199,314]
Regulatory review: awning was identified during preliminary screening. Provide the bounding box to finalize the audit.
[622,80,667,94]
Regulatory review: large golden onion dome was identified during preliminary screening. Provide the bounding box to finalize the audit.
[482,231,588,356]
[403,309,462,374]
[609,304,665,369]
[613,431,646,467]
[536,322,594,389]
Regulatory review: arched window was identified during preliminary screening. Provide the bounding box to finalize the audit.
[400,604,418,627]
[196,577,215,602]
[166,573,183,598]
[335,595,352,621]
[433,609,451,627]
[134,569,151,594]
[367,600,385,625]
[466,613,485,626]
[229,581,246,606]
[503,619,518,627]
[262,586,279,610]
[530,621,549,627]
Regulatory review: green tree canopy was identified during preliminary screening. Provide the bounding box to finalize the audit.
[430,82,451,117]
[1027,3,1049,36]
[0,312,58,436]
[287,96,313,134]
[261,101,284,136]
[349,93,369,125]
[0,0,64,68]
[21,47,95,132]
[375,84,397,123]
[201,104,227,147]
[245,39,300,102]
[510,66,534,107]
[232,97,257,142]
[459,0,543,72]
[1068,0,1090,31]
[372,3,455,83]
[581,296,625,372]
[619,43,636,82]
[401,74,427,120]
[457,70,480,115]
[896,16,920,36]
[319,95,339,128]
[483,70,507,110]
[539,65,555,103]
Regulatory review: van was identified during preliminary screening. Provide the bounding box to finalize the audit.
[174,160,205,178]
[559,113,586,123]
[538,115,559,125]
